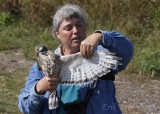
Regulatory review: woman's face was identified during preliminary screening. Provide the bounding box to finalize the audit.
[56,18,86,53]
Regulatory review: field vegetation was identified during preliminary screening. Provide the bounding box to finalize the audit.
[1,0,160,76]
[0,0,160,113]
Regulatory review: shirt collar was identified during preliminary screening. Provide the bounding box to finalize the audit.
[54,45,62,56]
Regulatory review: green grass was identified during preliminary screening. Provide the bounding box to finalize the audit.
[1,0,160,76]
[0,72,26,114]
[0,21,59,60]
[127,29,160,77]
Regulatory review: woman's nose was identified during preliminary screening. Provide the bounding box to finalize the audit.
[73,26,79,34]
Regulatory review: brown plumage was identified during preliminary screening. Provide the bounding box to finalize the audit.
[35,45,121,85]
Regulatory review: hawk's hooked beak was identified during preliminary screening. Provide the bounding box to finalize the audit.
[35,45,48,56]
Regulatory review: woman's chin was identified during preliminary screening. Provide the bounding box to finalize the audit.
[72,42,81,47]
[71,45,80,51]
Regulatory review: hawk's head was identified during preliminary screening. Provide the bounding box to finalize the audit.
[35,45,61,76]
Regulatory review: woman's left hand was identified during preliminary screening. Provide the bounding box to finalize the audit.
[80,32,102,59]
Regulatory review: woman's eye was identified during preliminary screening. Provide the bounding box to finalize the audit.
[77,23,85,29]
[64,25,72,31]
[77,24,82,27]
[77,23,83,27]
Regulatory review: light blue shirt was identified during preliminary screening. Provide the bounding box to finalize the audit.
[18,31,134,114]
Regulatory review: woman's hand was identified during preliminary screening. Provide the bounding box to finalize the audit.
[35,75,59,95]
[80,32,102,59]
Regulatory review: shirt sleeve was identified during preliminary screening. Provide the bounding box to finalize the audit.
[18,63,45,114]
[95,30,134,72]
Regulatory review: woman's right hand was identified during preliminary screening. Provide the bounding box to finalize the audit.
[35,75,59,95]
[80,32,102,59]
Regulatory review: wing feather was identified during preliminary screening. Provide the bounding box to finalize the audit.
[36,45,121,85]
[59,48,121,84]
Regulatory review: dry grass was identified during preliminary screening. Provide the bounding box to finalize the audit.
[1,0,160,76]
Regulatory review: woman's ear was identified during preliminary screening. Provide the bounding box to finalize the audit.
[55,31,60,39]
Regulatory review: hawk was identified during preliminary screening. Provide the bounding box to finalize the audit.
[35,45,122,85]
[35,45,121,109]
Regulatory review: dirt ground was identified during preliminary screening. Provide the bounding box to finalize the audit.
[0,50,160,114]
[115,74,160,114]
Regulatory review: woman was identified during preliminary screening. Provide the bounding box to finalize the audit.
[18,4,134,114]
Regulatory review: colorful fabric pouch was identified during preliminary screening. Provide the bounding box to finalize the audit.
[57,81,95,105]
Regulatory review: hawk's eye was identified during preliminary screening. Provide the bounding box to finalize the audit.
[39,45,48,52]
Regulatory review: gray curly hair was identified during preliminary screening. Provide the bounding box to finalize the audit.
[52,4,88,37]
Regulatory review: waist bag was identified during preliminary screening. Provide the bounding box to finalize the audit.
[56,74,115,114]
[57,81,95,104]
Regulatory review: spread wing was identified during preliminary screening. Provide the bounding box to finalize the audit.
[35,45,121,84]
[59,49,121,84]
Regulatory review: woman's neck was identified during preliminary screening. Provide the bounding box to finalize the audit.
[61,46,79,55]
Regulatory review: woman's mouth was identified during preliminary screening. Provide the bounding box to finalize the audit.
[72,36,82,42]
[73,36,81,40]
